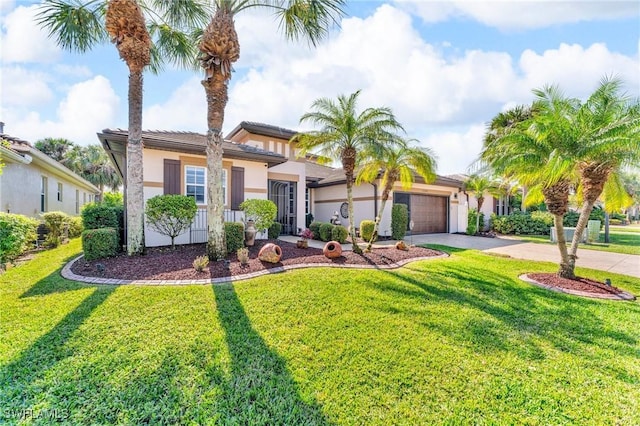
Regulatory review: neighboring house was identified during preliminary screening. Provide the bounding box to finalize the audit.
[98,121,474,247]
[0,127,100,218]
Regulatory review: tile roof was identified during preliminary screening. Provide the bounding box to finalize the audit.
[226,121,298,140]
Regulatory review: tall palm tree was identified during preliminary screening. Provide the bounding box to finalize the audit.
[293,90,404,254]
[198,0,345,260]
[65,145,122,193]
[38,0,209,255]
[464,174,500,233]
[480,87,580,277]
[357,138,437,251]
[565,77,640,275]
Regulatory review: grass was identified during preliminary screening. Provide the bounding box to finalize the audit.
[610,224,640,233]
[1,240,639,424]
[509,231,640,255]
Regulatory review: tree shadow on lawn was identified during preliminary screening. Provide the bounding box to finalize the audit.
[211,283,332,425]
[374,262,639,364]
[1,280,115,422]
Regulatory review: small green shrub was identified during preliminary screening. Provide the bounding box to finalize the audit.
[193,255,209,272]
[225,222,245,254]
[268,222,282,239]
[391,204,408,240]
[331,225,348,243]
[145,195,197,249]
[102,191,123,206]
[42,211,70,247]
[82,203,123,247]
[0,213,38,265]
[309,221,322,240]
[239,199,277,231]
[360,220,376,242]
[82,228,118,261]
[319,222,334,242]
[68,216,84,238]
[467,209,478,235]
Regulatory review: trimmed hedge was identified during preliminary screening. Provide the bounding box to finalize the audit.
[68,216,84,238]
[82,202,124,246]
[82,228,118,261]
[42,211,70,248]
[391,204,408,240]
[225,222,245,254]
[331,225,348,244]
[491,211,553,235]
[466,209,486,235]
[319,223,334,242]
[0,213,38,265]
[268,222,282,239]
[360,220,376,242]
[309,221,322,240]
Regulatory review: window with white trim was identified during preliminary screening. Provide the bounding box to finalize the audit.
[57,182,63,202]
[41,176,48,212]
[185,166,227,205]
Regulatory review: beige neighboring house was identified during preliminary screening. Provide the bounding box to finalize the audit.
[98,121,477,248]
[0,127,100,218]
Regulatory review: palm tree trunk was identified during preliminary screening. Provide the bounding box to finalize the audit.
[342,148,361,254]
[203,72,228,261]
[366,182,391,251]
[126,70,145,255]
[554,214,573,278]
[476,197,484,233]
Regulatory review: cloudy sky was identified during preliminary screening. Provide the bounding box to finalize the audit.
[1,0,639,175]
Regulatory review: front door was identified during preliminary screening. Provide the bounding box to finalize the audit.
[268,180,297,235]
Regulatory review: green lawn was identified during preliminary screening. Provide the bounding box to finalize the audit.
[1,240,640,425]
[510,231,640,255]
[610,224,640,234]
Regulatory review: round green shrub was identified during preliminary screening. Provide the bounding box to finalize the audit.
[68,216,84,238]
[42,211,70,247]
[239,199,277,231]
[268,222,282,239]
[0,213,38,265]
[224,222,245,254]
[145,195,197,249]
[319,223,334,242]
[309,221,322,240]
[82,228,118,261]
[331,225,348,243]
[360,220,376,242]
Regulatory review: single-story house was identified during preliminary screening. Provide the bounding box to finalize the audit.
[0,124,100,218]
[98,121,479,247]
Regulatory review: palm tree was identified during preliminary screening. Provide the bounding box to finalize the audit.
[464,174,500,233]
[34,138,75,162]
[65,145,122,193]
[293,90,404,254]
[356,138,437,251]
[565,77,640,275]
[198,0,345,260]
[38,0,209,255]
[480,87,580,277]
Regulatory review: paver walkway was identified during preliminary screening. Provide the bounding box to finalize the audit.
[279,234,640,278]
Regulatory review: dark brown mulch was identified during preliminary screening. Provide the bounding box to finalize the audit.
[71,239,443,281]
[528,273,625,295]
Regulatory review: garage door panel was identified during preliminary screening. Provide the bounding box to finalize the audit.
[409,194,447,233]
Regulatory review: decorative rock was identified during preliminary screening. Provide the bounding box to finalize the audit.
[296,239,308,249]
[395,241,409,251]
[258,243,282,263]
[323,241,342,258]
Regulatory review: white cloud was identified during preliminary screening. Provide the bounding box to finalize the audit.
[1,4,60,63]
[141,4,639,175]
[397,0,640,31]
[2,76,120,145]
[1,66,54,106]
[0,0,16,13]
[53,64,93,79]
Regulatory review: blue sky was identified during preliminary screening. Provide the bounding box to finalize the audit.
[1,0,639,174]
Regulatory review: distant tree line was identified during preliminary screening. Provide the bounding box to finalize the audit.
[34,138,121,194]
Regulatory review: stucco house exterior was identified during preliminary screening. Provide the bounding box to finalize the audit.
[0,128,100,218]
[99,121,476,247]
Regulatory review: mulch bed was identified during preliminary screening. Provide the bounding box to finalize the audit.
[527,273,626,296]
[70,239,443,281]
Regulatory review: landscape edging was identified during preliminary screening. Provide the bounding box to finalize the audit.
[61,252,449,286]
[519,274,636,301]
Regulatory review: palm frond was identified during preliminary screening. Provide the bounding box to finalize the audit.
[37,0,107,52]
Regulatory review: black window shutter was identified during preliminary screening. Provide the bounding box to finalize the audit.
[231,167,245,210]
[164,159,181,195]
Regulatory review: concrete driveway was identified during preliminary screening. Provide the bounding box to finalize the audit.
[410,233,640,279]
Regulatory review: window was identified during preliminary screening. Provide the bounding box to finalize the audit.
[185,166,227,205]
[305,188,310,214]
[186,166,206,204]
[40,176,48,212]
[83,192,86,205]
[75,190,79,214]
[57,182,63,202]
